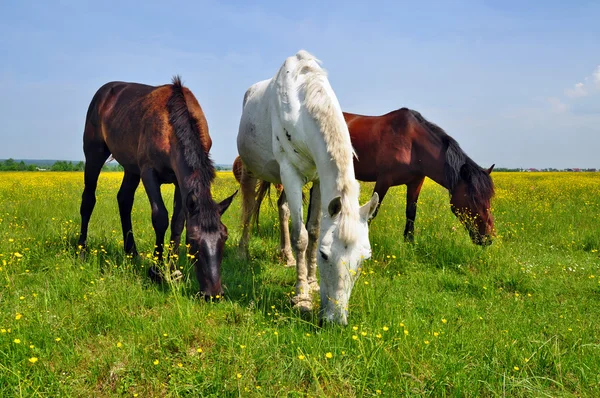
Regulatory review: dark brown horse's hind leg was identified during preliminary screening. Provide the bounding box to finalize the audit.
[77,144,110,254]
[117,171,141,258]
[403,177,425,243]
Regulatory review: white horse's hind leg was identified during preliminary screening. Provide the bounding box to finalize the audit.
[277,191,295,267]
[279,162,312,311]
[305,184,321,293]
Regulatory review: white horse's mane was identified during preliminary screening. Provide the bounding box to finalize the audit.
[292,50,360,243]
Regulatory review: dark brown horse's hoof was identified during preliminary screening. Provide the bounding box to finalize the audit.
[148,266,164,283]
[148,266,183,283]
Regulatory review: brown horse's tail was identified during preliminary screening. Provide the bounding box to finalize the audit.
[251,180,272,232]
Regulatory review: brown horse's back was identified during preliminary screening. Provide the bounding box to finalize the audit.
[344,108,426,184]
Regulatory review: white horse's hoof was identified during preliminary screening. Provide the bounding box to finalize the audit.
[309,282,320,293]
[170,270,183,282]
[291,294,313,312]
[281,251,296,267]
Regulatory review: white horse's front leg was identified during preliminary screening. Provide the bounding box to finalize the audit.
[305,183,321,293]
[279,163,312,311]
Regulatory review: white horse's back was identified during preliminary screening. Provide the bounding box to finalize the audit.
[237,79,281,183]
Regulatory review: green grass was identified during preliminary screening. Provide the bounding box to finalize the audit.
[1,171,599,397]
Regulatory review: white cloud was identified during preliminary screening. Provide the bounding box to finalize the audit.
[565,82,587,98]
[548,97,568,113]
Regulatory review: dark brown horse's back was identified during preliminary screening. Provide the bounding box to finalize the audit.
[83,80,208,176]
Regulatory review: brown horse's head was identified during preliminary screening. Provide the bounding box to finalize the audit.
[185,191,237,299]
[450,164,495,245]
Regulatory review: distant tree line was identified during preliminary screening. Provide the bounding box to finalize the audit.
[495,167,598,172]
[2,159,594,173]
[0,158,124,172]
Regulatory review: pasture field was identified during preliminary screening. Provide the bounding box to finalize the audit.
[0,171,599,397]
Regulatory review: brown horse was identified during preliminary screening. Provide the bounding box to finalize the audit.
[77,76,236,298]
[241,107,495,255]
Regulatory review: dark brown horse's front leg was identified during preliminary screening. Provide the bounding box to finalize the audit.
[141,169,169,262]
[403,178,425,243]
[372,179,391,220]
[117,171,141,257]
[169,184,185,253]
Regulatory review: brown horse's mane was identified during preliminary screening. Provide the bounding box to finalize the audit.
[409,109,495,209]
[167,76,219,232]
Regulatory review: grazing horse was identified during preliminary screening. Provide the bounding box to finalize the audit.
[77,76,236,298]
[244,108,495,262]
[237,51,378,325]
[348,109,495,244]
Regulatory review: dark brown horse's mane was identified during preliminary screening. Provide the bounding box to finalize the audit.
[167,76,219,232]
[409,109,494,208]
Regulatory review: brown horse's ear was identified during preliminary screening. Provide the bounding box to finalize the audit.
[218,190,238,216]
[487,164,495,174]
[328,196,342,218]
[186,193,198,213]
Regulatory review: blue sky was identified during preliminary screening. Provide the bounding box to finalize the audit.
[1,0,599,168]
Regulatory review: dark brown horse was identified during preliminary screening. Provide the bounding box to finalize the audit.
[242,108,495,251]
[78,76,236,298]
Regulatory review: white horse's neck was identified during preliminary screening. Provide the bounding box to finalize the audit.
[299,71,360,244]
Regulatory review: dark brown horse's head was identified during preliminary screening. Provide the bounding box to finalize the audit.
[185,190,237,299]
[450,164,495,245]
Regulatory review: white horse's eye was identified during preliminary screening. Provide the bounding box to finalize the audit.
[320,250,329,261]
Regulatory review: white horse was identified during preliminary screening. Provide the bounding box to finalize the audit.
[237,50,378,325]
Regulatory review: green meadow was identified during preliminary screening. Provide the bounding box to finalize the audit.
[1,171,599,397]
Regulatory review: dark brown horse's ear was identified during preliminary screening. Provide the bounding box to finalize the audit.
[328,196,342,217]
[186,193,198,213]
[218,190,238,216]
[487,164,495,174]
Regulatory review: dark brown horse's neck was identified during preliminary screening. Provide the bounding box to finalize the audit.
[173,153,214,202]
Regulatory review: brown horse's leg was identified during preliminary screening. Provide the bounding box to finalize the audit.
[117,171,141,257]
[404,177,425,243]
[77,144,110,252]
[169,184,185,252]
[140,169,169,262]
[238,164,257,259]
[277,190,295,267]
[372,179,391,219]
[305,183,321,293]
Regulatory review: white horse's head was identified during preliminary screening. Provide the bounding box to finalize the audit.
[317,192,379,325]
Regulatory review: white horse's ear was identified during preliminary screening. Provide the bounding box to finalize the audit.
[328,196,342,217]
[360,192,379,221]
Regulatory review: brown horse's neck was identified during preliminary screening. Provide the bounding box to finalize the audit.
[411,122,450,190]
